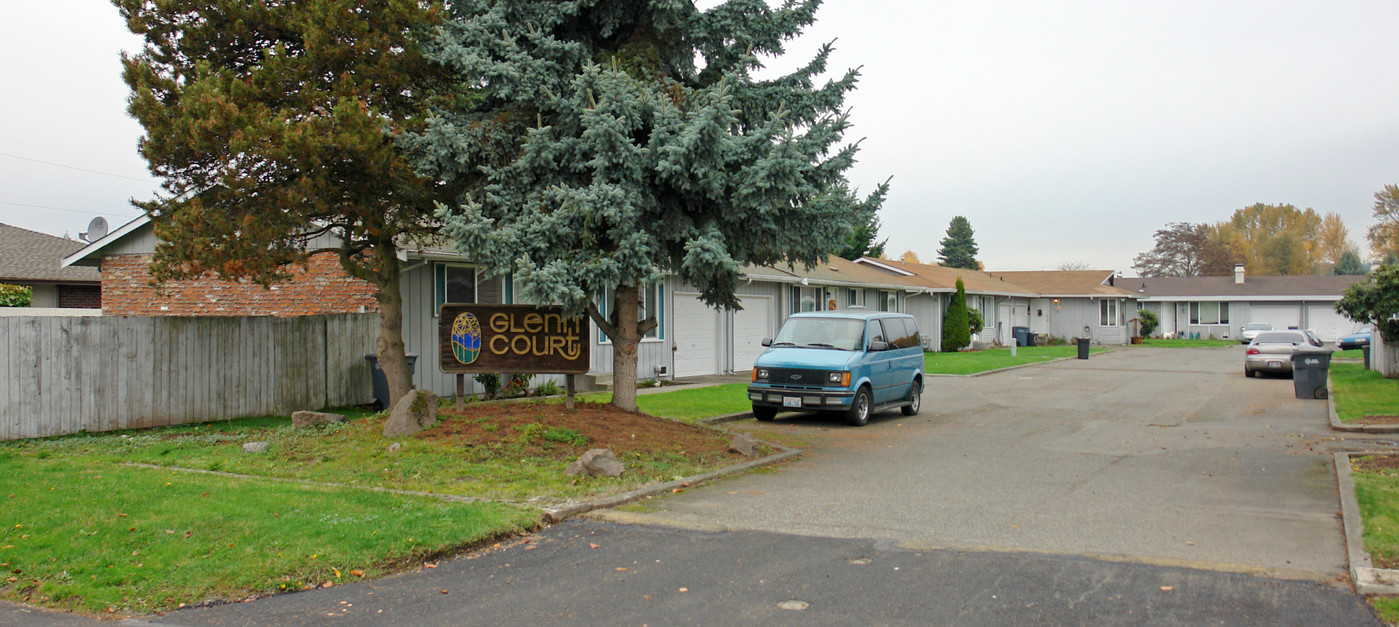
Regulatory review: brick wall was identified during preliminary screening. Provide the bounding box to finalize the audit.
[57,284,101,309]
[100,252,380,317]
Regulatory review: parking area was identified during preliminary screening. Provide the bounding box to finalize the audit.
[598,346,1355,581]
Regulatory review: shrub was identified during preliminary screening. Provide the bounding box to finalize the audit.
[1138,308,1159,337]
[968,309,984,335]
[942,278,970,352]
[0,283,32,307]
[501,374,533,399]
[535,380,562,397]
[473,374,501,399]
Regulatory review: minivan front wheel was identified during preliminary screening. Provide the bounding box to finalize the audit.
[902,380,921,416]
[753,405,776,421]
[846,387,871,426]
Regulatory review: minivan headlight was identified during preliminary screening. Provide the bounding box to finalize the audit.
[753,368,769,382]
[828,371,850,386]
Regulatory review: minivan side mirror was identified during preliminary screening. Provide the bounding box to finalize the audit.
[761,338,772,347]
[869,340,889,352]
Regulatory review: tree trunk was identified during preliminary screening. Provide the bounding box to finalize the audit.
[372,245,412,409]
[610,283,641,412]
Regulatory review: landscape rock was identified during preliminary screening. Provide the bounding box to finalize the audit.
[292,411,346,428]
[565,448,625,478]
[382,390,439,437]
[243,441,269,454]
[387,442,401,452]
[728,433,759,458]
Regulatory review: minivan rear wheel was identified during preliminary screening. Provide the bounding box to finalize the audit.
[846,387,871,426]
[902,380,921,416]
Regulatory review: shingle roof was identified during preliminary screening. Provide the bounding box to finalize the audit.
[0,223,101,283]
[860,258,1038,296]
[751,256,934,290]
[1133,274,1367,299]
[985,270,1135,298]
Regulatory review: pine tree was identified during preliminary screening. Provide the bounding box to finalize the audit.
[942,278,970,352]
[937,216,979,269]
[117,0,450,408]
[832,213,888,260]
[1332,249,1366,276]
[414,0,887,411]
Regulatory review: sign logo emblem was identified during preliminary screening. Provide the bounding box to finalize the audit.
[451,312,482,365]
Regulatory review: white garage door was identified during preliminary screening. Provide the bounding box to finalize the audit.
[1247,305,1300,330]
[732,296,773,372]
[1306,304,1354,342]
[672,292,719,377]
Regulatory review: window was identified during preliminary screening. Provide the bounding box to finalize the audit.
[1100,299,1119,327]
[1188,302,1230,325]
[879,290,898,312]
[791,286,821,313]
[434,263,476,314]
[846,288,866,308]
[597,281,664,343]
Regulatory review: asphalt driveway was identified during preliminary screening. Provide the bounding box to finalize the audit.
[601,346,1358,581]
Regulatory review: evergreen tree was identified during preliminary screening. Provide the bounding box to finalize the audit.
[414,0,887,411]
[832,212,888,261]
[937,216,979,269]
[1332,249,1367,276]
[116,0,450,408]
[942,278,970,352]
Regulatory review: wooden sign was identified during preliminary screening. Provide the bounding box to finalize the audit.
[438,304,589,375]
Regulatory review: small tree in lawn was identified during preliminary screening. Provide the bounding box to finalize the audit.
[1138,308,1159,338]
[942,278,970,352]
[415,0,887,411]
[1336,264,1399,377]
[117,0,451,409]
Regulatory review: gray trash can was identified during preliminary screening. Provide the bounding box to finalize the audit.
[1291,348,1332,400]
[365,353,418,410]
[1077,337,1090,360]
[1363,345,1371,370]
[1013,326,1030,347]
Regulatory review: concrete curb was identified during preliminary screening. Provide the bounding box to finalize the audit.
[1335,452,1399,595]
[925,349,1115,379]
[541,442,801,523]
[1328,373,1399,433]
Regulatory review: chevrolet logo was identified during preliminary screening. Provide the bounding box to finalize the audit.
[789,374,802,380]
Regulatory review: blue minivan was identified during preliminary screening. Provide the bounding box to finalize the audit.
[747,311,924,426]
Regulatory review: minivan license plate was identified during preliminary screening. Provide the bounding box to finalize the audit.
[783,397,802,408]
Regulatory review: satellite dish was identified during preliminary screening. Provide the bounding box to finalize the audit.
[81,217,108,243]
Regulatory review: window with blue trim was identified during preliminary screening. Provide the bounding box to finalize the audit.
[434,263,476,315]
[597,281,664,343]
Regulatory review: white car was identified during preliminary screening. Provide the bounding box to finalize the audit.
[1239,322,1273,344]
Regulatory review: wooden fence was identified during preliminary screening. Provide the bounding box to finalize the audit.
[0,314,380,441]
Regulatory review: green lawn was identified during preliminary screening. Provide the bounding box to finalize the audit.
[1352,457,1399,623]
[574,383,751,423]
[1333,348,1365,360]
[1140,338,1240,348]
[923,346,1105,375]
[0,451,535,615]
[1331,362,1399,423]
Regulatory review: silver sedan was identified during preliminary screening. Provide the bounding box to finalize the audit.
[1244,330,1323,377]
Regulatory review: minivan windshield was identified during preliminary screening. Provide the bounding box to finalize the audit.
[771,317,867,351]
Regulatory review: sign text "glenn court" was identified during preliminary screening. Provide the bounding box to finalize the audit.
[487,311,582,360]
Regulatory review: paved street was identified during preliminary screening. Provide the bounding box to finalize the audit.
[604,347,1369,582]
[10,346,1385,625]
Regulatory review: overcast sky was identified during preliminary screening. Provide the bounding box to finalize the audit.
[3,0,1397,273]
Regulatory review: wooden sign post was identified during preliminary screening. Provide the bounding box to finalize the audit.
[438,304,590,409]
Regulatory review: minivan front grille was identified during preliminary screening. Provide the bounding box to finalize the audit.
[766,368,830,387]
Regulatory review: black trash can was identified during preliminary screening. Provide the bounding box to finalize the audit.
[1026,332,1038,347]
[1363,345,1371,370]
[1013,326,1030,347]
[365,353,418,410]
[1077,337,1090,360]
[1291,348,1332,400]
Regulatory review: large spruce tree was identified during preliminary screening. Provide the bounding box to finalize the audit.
[937,216,979,269]
[413,0,887,411]
[117,0,450,409]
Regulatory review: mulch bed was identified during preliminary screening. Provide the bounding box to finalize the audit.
[424,400,744,461]
[1359,416,1399,425]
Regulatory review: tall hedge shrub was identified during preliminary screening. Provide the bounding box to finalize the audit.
[0,283,32,307]
[942,278,970,352]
